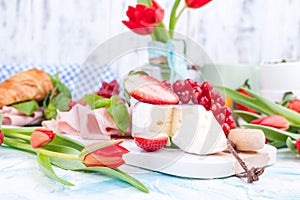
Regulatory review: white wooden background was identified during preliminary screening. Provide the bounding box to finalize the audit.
[0,0,299,65]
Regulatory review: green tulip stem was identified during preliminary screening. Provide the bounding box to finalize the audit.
[175,5,187,24]
[4,132,31,141]
[3,137,79,160]
[4,137,35,153]
[169,0,181,39]
[35,148,79,160]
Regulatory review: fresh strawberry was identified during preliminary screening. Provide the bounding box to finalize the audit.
[133,133,168,152]
[124,72,179,104]
[235,79,259,114]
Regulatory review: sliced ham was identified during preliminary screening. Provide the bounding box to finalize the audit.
[94,108,131,136]
[42,104,131,140]
[1,106,44,126]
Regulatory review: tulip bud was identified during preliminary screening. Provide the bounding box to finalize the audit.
[30,128,56,148]
[185,0,212,9]
[0,130,4,146]
[81,140,129,168]
[251,115,289,131]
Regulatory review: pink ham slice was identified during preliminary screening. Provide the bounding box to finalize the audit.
[1,106,44,126]
[42,104,130,140]
[94,108,131,136]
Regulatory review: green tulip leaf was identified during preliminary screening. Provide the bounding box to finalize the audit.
[50,158,149,193]
[51,132,84,151]
[44,144,81,155]
[78,167,149,193]
[243,88,300,125]
[215,86,275,116]
[233,110,261,123]
[37,153,74,186]
[286,137,298,154]
[242,124,300,142]
[268,141,287,148]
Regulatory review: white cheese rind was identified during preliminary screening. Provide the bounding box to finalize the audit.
[132,102,227,155]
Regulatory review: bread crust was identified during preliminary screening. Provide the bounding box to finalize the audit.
[0,68,54,107]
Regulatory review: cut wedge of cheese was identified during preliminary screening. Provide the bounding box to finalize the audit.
[132,102,227,155]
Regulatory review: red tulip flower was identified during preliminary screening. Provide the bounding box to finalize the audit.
[251,115,289,131]
[288,99,300,113]
[0,131,4,146]
[122,0,164,35]
[185,0,212,9]
[81,140,129,168]
[30,128,56,148]
[296,139,300,155]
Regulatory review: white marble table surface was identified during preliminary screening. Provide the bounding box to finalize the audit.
[0,146,299,200]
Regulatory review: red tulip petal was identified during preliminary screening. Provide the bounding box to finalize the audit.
[185,0,211,9]
[30,131,51,148]
[83,154,125,168]
[251,115,289,131]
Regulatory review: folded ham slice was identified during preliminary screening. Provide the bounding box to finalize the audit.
[42,104,131,140]
[1,106,44,126]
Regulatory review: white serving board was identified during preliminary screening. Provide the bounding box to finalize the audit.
[122,139,277,179]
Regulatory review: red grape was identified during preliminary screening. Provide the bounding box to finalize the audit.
[198,96,211,110]
[179,91,191,104]
[215,96,225,106]
[200,81,213,92]
[222,123,231,136]
[172,80,186,93]
[216,112,225,124]
[162,80,171,89]
[211,102,222,116]
[169,78,236,136]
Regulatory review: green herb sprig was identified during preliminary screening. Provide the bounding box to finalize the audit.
[84,94,130,135]
[43,73,72,120]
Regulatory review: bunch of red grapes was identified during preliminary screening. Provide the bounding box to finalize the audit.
[97,80,120,98]
[167,79,236,136]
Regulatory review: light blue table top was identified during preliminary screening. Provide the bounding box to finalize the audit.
[0,146,299,200]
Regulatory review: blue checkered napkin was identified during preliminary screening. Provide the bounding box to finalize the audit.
[72,64,118,100]
[0,64,117,100]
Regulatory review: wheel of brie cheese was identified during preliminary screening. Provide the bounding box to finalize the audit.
[132,102,228,155]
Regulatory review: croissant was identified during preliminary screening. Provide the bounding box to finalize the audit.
[0,68,54,108]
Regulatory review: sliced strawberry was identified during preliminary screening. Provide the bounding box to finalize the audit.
[124,73,179,104]
[133,132,168,152]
